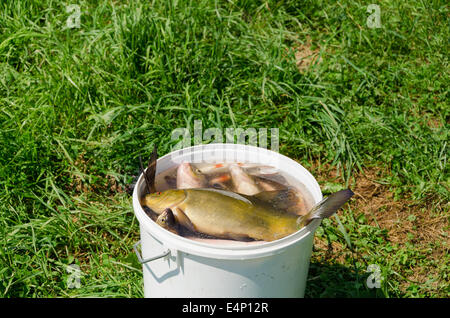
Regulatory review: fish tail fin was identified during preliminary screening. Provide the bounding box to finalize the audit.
[140,145,158,194]
[301,189,354,226]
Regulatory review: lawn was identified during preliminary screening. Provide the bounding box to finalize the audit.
[0,0,448,297]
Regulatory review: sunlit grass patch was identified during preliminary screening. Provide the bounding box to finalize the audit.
[0,0,448,297]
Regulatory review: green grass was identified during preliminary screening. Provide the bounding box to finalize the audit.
[0,0,448,297]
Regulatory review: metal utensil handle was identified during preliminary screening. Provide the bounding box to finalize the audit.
[133,241,170,264]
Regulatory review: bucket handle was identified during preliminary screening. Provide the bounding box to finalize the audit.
[133,241,170,264]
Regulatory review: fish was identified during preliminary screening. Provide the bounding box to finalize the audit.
[143,188,301,241]
[139,147,354,241]
[142,187,354,242]
[182,162,286,194]
[228,166,308,214]
[245,165,280,176]
[254,187,308,215]
[208,173,231,189]
[195,163,258,175]
[164,175,177,188]
[254,176,287,192]
[229,163,261,195]
[155,208,179,235]
[195,163,231,174]
[176,162,207,189]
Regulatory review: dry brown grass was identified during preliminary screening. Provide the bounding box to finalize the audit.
[294,41,322,72]
[312,162,448,245]
[71,153,125,195]
[309,162,449,294]
[282,37,323,72]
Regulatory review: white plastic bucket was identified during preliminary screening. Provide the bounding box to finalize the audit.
[132,143,323,298]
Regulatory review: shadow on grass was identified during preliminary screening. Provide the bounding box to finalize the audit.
[305,261,387,298]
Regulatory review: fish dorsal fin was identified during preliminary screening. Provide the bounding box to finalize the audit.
[140,145,157,195]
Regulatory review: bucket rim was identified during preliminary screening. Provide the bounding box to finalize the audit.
[132,143,323,260]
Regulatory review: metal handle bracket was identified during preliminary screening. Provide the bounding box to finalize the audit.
[133,241,170,264]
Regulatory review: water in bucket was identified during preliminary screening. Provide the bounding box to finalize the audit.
[141,162,315,245]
